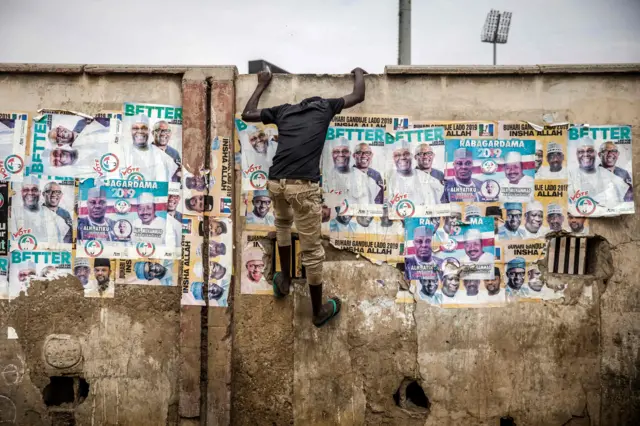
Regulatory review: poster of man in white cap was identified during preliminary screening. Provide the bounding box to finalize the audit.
[322,127,385,216]
[120,102,182,183]
[433,214,495,280]
[9,250,72,298]
[521,201,549,238]
[403,219,442,280]
[0,112,28,181]
[77,178,170,258]
[497,202,527,240]
[240,237,272,295]
[244,190,276,228]
[235,118,278,191]
[498,121,569,180]
[568,125,634,217]
[444,139,536,203]
[30,110,121,179]
[115,259,178,286]
[10,175,73,251]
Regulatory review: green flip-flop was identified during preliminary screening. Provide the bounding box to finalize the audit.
[272,272,289,298]
[313,297,342,328]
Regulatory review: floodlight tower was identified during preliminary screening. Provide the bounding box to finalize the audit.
[481,9,512,65]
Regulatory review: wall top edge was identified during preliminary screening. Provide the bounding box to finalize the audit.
[0,63,238,75]
[385,63,640,75]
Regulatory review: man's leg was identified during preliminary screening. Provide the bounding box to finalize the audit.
[267,180,294,296]
[287,182,341,326]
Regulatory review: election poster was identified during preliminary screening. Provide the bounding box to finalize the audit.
[240,231,272,295]
[0,257,8,300]
[479,263,507,307]
[119,102,182,183]
[180,217,232,306]
[30,110,121,179]
[0,182,9,256]
[208,217,232,307]
[72,257,115,298]
[166,185,184,256]
[403,218,440,280]
[8,250,72,299]
[235,117,278,191]
[76,178,174,259]
[115,258,179,286]
[209,135,233,216]
[385,126,450,219]
[10,175,74,252]
[322,126,386,216]
[498,121,569,180]
[443,138,536,203]
[534,183,590,236]
[0,112,28,181]
[330,216,404,265]
[567,125,634,217]
[331,114,410,130]
[416,214,495,280]
[243,190,276,231]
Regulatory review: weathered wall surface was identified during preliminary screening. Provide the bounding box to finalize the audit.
[234,68,640,425]
[0,68,185,425]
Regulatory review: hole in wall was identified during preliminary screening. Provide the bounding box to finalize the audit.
[42,376,90,407]
[394,378,430,412]
[500,416,515,426]
[43,377,75,406]
[546,236,603,275]
[77,378,90,403]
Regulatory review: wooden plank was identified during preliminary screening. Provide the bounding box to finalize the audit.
[558,237,567,274]
[548,238,557,273]
[578,237,587,275]
[568,238,577,274]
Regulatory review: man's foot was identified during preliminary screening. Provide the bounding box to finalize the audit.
[272,272,291,298]
[312,297,341,328]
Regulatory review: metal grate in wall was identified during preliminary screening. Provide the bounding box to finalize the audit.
[547,237,588,275]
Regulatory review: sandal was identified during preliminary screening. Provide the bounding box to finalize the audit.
[313,297,342,328]
[272,272,290,298]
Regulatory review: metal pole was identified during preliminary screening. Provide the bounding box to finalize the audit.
[398,0,411,65]
[493,12,501,65]
[493,42,496,66]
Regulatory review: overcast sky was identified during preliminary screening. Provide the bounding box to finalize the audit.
[1,0,639,74]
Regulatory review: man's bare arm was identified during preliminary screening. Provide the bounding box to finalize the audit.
[241,70,273,122]
[342,67,367,109]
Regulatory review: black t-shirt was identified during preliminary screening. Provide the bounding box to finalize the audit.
[261,96,344,182]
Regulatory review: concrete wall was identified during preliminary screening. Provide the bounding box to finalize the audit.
[233,66,640,425]
[0,64,639,426]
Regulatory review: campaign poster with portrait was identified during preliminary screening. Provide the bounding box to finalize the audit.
[8,250,72,299]
[435,214,495,280]
[72,257,115,298]
[498,121,569,180]
[166,185,184,256]
[567,125,634,217]
[443,138,536,203]
[0,257,8,300]
[235,117,278,191]
[115,258,178,286]
[534,182,590,236]
[0,112,28,181]
[29,110,121,179]
[403,218,439,280]
[10,175,74,252]
[209,136,233,216]
[208,217,232,307]
[330,216,404,265]
[76,178,172,259]
[0,182,9,256]
[322,126,386,216]
[240,231,272,295]
[385,127,450,219]
[413,120,497,140]
[243,190,276,231]
[478,263,507,307]
[180,222,205,306]
[119,102,182,183]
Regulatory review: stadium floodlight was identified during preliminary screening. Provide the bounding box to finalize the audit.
[480,10,513,65]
